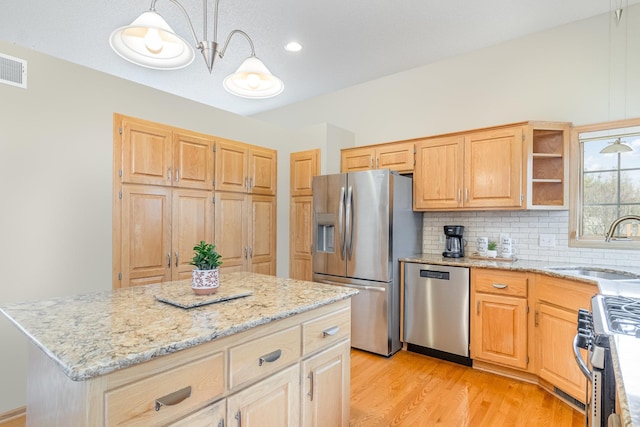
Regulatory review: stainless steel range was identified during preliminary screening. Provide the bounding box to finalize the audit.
[574,294,640,426]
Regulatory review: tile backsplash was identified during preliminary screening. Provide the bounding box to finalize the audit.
[422,211,640,266]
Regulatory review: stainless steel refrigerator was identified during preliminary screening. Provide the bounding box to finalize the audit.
[312,169,422,356]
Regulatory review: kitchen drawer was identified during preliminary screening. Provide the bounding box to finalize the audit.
[169,398,226,427]
[473,269,527,297]
[302,307,351,356]
[229,326,301,389]
[535,274,597,312]
[105,352,224,426]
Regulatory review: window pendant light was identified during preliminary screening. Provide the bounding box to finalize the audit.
[599,138,633,153]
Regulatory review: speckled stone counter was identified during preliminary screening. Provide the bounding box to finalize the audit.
[0,272,358,381]
[402,253,640,427]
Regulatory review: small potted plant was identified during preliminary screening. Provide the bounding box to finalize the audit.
[190,241,223,295]
[487,240,498,258]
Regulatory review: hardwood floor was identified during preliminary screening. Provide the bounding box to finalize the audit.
[350,349,584,426]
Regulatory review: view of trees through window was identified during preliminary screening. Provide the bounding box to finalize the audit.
[580,127,640,240]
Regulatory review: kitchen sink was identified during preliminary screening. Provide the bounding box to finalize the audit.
[546,266,640,281]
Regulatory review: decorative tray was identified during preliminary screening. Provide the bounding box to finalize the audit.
[468,252,517,262]
[154,285,253,309]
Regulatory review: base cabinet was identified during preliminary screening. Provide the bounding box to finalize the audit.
[470,269,529,370]
[301,340,351,427]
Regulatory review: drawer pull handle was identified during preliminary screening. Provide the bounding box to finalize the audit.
[258,349,282,366]
[322,326,339,337]
[492,283,508,289]
[154,386,192,411]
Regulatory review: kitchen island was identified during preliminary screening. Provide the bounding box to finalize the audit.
[0,272,357,426]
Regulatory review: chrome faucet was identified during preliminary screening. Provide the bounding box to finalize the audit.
[605,215,640,242]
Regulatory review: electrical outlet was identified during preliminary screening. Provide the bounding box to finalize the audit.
[539,234,556,247]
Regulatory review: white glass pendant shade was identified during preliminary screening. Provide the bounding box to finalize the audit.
[109,11,195,70]
[600,138,633,153]
[223,56,284,98]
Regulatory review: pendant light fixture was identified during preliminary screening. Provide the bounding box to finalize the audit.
[600,137,633,153]
[109,0,284,99]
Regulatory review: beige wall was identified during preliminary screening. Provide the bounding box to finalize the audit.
[255,8,640,146]
[0,40,298,412]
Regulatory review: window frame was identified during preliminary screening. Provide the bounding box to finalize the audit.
[570,117,640,250]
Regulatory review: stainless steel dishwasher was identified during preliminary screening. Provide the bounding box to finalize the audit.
[403,263,471,366]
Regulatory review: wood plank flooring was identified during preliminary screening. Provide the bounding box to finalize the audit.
[350,349,585,426]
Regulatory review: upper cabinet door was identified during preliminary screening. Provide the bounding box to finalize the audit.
[172,131,214,190]
[340,147,375,172]
[376,142,414,173]
[464,126,523,208]
[248,146,277,195]
[290,149,320,197]
[121,118,173,186]
[413,136,464,210]
[215,139,249,193]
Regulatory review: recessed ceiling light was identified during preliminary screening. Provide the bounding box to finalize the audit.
[284,42,302,52]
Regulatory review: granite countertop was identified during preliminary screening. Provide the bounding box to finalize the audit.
[0,272,357,381]
[402,253,640,427]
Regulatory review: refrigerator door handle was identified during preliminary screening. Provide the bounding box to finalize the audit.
[345,185,354,259]
[317,278,386,293]
[338,186,346,260]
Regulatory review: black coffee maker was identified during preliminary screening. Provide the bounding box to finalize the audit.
[443,225,465,258]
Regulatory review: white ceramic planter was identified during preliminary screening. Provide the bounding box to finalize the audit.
[486,250,498,258]
[191,269,220,295]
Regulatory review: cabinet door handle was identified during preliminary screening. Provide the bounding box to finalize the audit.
[465,188,469,202]
[167,168,172,181]
[535,310,539,326]
[477,301,480,315]
[492,283,508,289]
[154,385,192,411]
[244,247,248,259]
[458,188,461,203]
[175,252,178,267]
[249,247,253,258]
[175,168,179,182]
[322,326,339,337]
[308,371,314,401]
[258,349,282,366]
[235,410,242,427]
[245,177,249,191]
[167,253,171,268]
[218,418,225,427]
[376,157,379,168]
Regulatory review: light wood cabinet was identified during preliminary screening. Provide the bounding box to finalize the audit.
[525,123,570,209]
[413,121,570,211]
[470,269,529,370]
[214,192,276,275]
[227,364,300,427]
[214,138,277,195]
[113,114,277,287]
[301,340,350,427]
[290,149,320,197]
[120,116,214,191]
[119,186,214,287]
[169,399,226,427]
[290,150,320,281]
[534,274,597,402]
[414,126,524,210]
[341,141,414,173]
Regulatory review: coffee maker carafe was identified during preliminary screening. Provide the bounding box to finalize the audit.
[443,225,465,258]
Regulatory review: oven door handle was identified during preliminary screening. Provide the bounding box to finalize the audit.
[572,334,592,381]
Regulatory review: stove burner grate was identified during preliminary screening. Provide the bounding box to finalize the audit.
[603,295,640,337]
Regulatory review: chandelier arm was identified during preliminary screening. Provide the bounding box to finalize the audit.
[148,0,201,47]
[219,29,256,59]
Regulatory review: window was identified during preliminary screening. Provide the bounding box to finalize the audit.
[570,118,640,248]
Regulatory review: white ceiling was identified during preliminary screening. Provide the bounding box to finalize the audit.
[0,0,633,116]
